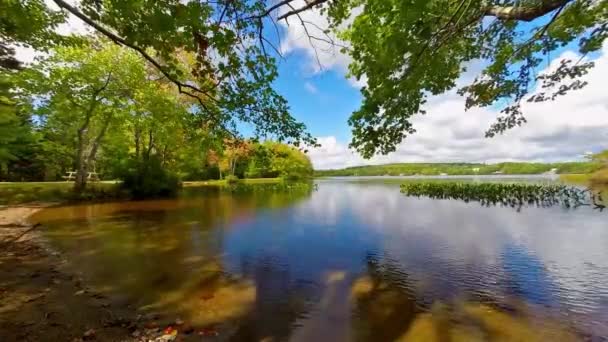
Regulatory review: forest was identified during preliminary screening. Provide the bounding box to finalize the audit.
[315,161,604,177]
[1,41,313,198]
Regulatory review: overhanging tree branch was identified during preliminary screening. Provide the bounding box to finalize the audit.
[51,0,214,106]
[483,0,573,21]
[272,0,574,22]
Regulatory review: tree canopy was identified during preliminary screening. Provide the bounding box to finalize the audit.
[2,0,318,148]
[3,39,312,191]
[1,0,606,161]
[322,0,607,157]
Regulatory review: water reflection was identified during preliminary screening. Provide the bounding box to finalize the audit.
[32,180,608,340]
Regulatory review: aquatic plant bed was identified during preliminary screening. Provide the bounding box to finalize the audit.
[222,181,317,194]
[400,182,604,210]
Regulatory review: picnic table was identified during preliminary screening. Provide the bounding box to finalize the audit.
[62,171,100,182]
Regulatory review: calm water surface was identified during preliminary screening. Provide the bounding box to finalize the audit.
[32,179,608,341]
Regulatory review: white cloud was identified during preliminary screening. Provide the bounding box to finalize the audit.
[308,44,608,169]
[304,81,318,94]
[13,0,91,65]
[278,0,356,75]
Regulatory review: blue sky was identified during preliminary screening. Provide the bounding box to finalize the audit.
[274,51,361,143]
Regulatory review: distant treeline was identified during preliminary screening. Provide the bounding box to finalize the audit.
[314,162,603,177]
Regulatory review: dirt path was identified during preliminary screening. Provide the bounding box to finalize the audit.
[0,205,189,342]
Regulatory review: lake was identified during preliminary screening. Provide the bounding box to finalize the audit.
[31,178,608,341]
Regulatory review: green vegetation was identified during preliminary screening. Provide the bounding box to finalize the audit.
[322,0,607,157]
[3,1,605,161]
[0,40,313,199]
[589,150,608,185]
[221,180,315,195]
[591,169,608,185]
[185,177,315,194]
[316,162,602,177]
[400,182,604,210]
[2,1,321,199]
[1,1,604,197]
[0,182,124,205]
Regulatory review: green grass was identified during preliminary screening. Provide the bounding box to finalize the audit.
[559,174,592,186]
[0,181,123,205]
[183,178,282,187]
[183,178,314,195]
[0,178,295,205]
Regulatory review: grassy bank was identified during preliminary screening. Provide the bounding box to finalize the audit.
[183,178,282,187]
[184,178,315,194]
[0,181,125,205]
[559,168,608,186]
[590,168,608,185]
[315,162,602,177]
[1,178,291,205]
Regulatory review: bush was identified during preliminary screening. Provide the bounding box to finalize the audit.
[224,174,240,185]
[120,157,180,198]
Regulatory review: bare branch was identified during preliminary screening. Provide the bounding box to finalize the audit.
[258,0,298,18]
[277,0,330,21]
[285,3,324,70]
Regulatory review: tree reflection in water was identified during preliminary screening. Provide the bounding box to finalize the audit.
[350,253,579,342]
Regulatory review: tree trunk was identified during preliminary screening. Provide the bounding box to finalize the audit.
[134,127,141,160]
[74,116,92,194]
[145,130,154,161]
[73,73,112,194]
[161,144,168,166]
[85,115,112,180]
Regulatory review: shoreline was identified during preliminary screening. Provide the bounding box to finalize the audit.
[0,204,196,342]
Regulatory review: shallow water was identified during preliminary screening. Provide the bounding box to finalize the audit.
[32,179,608,341]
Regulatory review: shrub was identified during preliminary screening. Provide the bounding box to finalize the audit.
[225,174,240,185]
[120,157,180,198]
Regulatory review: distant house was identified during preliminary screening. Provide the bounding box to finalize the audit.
[493,171,503,174]
[544,168,558,175]
[440,173,448,176]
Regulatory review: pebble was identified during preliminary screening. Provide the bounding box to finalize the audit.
[82,328,96,340]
